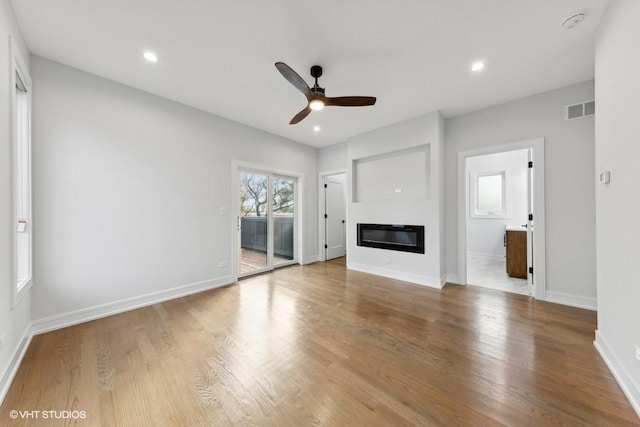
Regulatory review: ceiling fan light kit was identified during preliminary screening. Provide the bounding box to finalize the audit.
[275,62,377,125]
[309,99,325,111]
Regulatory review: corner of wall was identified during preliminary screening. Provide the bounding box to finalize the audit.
[0,324,32,405]
[345,111,445,286]
[594,331,640,417]
[0,0,33,407]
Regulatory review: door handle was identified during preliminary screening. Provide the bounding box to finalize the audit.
[237,216,242,231]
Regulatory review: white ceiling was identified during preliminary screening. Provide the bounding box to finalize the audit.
[11,0,608,148]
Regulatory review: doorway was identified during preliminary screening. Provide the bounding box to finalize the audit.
[319,172,347,261]
[237,169,298,277]
[324,174,347,260]
[465,149,531,295]
[457,138,546,300]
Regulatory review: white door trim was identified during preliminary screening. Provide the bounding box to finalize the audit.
[231,160,304,282]
[457,138,546,300]
[318,169,347,262]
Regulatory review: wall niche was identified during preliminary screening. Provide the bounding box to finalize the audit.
[352,144,430,203]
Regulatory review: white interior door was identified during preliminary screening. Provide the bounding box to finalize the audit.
[325,174,346,260]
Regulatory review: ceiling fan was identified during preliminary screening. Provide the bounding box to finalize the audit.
[275,62,377,125]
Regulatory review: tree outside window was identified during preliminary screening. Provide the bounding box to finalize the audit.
[240,173,294,217]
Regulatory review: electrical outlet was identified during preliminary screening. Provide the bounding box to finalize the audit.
[0,332,7,351]
[218,261,228,269]
[635,345,640,361]
[219,206,228,216]
[383,257,391,264]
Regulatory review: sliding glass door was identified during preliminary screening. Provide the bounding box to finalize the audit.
[238,170,297,277]
[239,171,269,275]
[272,176,295,267]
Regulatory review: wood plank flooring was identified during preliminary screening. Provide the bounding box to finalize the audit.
[1,258,638,426]
[241,248,291,274]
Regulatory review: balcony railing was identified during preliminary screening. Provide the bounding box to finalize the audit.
[240,216,293,258]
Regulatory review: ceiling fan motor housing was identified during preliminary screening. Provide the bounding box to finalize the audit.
[310,65,324,93]
[310,65,323,78]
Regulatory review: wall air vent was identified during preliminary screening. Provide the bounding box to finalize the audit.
[565,100,595,120]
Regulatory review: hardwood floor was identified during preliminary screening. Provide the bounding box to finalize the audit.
[241,248,291,274]
[1,258,638,426]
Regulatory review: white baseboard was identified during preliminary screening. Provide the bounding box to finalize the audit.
[347,262,443,289]
[31,275,234,335]
[303,255,320,265]
[445,274,462,285]
[0,324,32,405]
[544,291,597,311]
[594,330,640,417]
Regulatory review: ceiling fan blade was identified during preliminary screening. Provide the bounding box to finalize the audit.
[325,96,377,107]
[275,62,311,100]
[289,106,312,125]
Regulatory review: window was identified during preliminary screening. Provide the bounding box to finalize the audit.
[470,170,508,218]
[11,40,32,307]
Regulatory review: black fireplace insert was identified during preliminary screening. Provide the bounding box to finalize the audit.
[357,223,425,254]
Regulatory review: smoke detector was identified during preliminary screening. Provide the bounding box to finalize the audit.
[562,13,586,30]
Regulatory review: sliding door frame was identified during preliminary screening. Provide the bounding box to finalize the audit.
[231,160,304,281]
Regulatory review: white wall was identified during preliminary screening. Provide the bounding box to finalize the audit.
[445,81,596,303]
[0,0,32,400]
[347,112,444,287]
[594,0,640,415]
[30,57,318,325]
[318,141,347,173]
[354,145,430,202]
[466,150,529,257]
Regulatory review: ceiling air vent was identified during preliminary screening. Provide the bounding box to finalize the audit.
[565,100,595,120]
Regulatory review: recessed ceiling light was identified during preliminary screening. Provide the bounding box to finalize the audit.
[471,61,485,72]
[562,13,586,30]
[313,125,321,132]
[143,51,158,63]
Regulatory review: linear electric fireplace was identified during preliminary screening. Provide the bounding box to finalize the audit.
[357,223,425,254]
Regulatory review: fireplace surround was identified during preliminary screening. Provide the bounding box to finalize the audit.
[357,223,425,254]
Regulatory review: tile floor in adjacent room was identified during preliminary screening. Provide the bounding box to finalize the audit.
[467,252,530,295]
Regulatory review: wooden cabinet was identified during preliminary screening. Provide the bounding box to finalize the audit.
[506,230,527,279]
